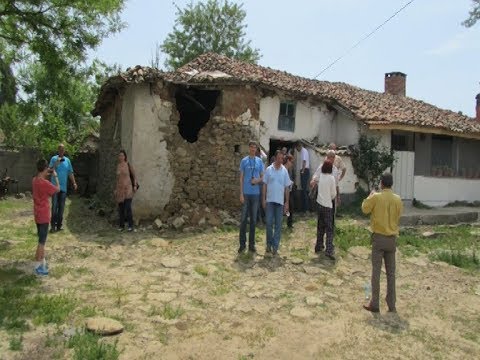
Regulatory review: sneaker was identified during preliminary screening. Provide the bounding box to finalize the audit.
[238,246,246,254]
[265,245,272,254]
[127,227,136,232]
[272,249,278,257]
[117,227,125,232]
[56,227,63,232]
[35,265,48,276]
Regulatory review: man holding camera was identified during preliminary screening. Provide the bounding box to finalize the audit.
[49,143,77,232]
[239,141,264,253]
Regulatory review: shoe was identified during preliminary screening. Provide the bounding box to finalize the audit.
[314,245,325,254]
[363,304,379,313]
[56,227,63,232]
[265,245,272,253]
[35,265,48,276]
[128,227,136,232]
[272,249,278,257]
[118,227,125,232]
[238,246,246,254]
[388,308,397,313]
[325,253,336,260]
[50,227,56,233]
[248,247,256,253]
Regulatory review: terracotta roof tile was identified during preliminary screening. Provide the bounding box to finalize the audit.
[173,53,480,135]
[93,54,480,136]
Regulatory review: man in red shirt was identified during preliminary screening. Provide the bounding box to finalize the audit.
[32,159,60,275]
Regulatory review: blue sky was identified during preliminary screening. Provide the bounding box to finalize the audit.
[91,0,480,117]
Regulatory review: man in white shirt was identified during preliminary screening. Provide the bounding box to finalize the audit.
[295,141,310,213]
[326,150,339,226]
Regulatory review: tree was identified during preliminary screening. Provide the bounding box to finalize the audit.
[350,134,396,192]
[463,0,480,27]
[0,0,125,155]
[161,0,261,69]
[0,1,125,73]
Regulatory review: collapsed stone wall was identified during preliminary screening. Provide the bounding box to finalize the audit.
[154,82,263,219]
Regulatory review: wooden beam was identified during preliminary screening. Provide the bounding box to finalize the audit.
[367,123,480,140]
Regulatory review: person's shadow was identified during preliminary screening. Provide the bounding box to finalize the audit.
[366,311,410,334]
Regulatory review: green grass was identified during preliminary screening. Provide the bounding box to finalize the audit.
[67,331,120,360]
[194,264,209,277]
[335,224,370,252]
[160,304,185,320]
[0,268,76,334]
[432,249,479,270]
[9,334,23,351]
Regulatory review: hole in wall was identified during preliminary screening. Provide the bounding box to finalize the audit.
[175,87,220,143]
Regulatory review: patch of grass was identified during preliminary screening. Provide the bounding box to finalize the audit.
[67,330,120,360]
[30,292,76,325]
[9,334,23,351]
[432,249,479,270]
[154,323,170,345]
[109,283,128,307]
[78,306,97,318]
[189,298,208,309]
[397,225,479,258]
[194,264,209,277]
[160,304,185,320]
[290,246,310,261]
[335,224,370,252]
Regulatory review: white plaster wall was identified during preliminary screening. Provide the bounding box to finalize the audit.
[335,112,360,146]
[120,87,135,156]
[258,96,334,148]
[309,152,357,194]
[366,129,391,149]
[129,84,175,219]
[414,176,480,206]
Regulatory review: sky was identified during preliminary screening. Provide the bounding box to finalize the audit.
[91,0,480,117]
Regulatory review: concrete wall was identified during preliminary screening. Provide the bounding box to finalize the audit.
[414,176,480,206]
[0,148,97,195]
[129,84,175,218]
[0,148,38,193]
[258,96,334,147]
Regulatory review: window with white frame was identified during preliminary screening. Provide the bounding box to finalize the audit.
[278,101,296,132]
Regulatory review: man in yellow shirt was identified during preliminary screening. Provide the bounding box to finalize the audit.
[361,173,403,313]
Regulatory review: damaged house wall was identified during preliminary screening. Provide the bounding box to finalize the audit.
[96,80,263,221]
[258,96,336,147]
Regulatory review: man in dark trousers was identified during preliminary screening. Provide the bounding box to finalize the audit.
[361,173,403,313]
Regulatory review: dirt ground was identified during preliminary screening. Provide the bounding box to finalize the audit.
[1,197,479,360]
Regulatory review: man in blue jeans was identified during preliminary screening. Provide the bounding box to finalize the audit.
[49,144,77,232]
[239,141,264,253]
[262,150,291,256]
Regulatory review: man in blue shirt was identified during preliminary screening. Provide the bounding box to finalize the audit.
[262,150,291,256]
[239,141,264,253]
[49,144,77,232]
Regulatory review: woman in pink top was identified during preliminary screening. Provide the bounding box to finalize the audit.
[114,150,138,231]
[32,159,60,275]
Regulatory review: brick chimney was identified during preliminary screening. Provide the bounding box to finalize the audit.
[476,93,480,121]
[385,72,407,96]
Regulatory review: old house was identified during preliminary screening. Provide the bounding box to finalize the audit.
[92,53,480,221]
